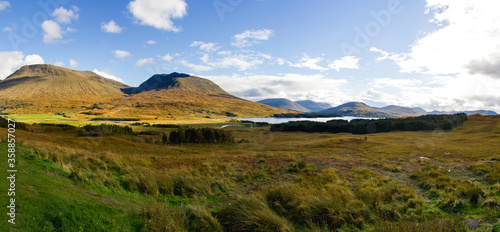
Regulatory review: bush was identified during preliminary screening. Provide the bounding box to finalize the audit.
[468,162,493,175]
[264,185,300,218]
[169,127,234,144]
[185,205,223,232]
[79,124,135,137]
[141,203,187,232]
[0,116,28,130]
[216,195,295,232]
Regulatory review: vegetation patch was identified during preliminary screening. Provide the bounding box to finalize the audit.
[271,113,468,134]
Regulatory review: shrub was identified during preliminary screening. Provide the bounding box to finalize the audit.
[141,203,187,232]
[185,205,223,232]
[79,124,135,137]
[482,197,500,209]
[264,185,299,218]
[377,218,465,232]
[216,195,295,232]
[468,162,493,175]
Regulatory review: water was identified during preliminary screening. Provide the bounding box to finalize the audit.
[237,117,376,124]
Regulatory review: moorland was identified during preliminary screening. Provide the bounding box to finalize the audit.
[1,114,500,231]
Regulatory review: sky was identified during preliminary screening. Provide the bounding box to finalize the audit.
[1,0,500,112]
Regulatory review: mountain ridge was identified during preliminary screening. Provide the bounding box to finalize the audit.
[257,98,311,112]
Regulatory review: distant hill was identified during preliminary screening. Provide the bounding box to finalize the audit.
[98,73,292,118]
[258,98,311,112]
[428,110,498,116]
[295,100,332,112]
[320,102,396,118]
[0,64,129,113]
[122,72,230,95]
[412,107,428,115]
[374,105,426,117]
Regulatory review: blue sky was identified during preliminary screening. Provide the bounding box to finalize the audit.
[1,0,500,112]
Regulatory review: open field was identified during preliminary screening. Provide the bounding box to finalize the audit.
[1,115,500,231]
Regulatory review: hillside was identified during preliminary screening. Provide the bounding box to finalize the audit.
[0,67,290,118]
[295,100,332,112]
[320,102,396,118]
[122,72,230,95]
[428,110,498,116]
[258,98,311,112]
[95,73,292,119]
[375,105,426,117]
[0,64,129,113]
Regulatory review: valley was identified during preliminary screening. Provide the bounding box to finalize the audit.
[1,65,500,231]
[1,114,500,231]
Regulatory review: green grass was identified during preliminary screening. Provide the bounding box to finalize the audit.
[8,114,70,120]
[0,143,148,231]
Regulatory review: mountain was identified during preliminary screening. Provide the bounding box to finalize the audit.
[0,64,128,100]
[295,100,332,112]
[374,105,426,117]
[412,107,428,115]
[0,64,129,113]
[320,102,395,118]
[122,72,230,95]
[258,98,311,112]
[0,67,290,117]
[96,73,292,119]
[428,110,498,116]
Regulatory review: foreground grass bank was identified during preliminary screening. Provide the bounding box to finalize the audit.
[1,115,499,231]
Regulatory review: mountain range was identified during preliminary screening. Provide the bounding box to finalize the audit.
[0,65,497,118]
[0,65,291,118]
[258,98,498,117]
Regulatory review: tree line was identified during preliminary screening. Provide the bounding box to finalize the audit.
[0,116,28,131]
[79,124,135,137]
[168,127,234,144]
[270,113,468,134]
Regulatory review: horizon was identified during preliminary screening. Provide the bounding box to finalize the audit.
[1,0,500,112]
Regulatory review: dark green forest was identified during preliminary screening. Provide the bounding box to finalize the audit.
[271,113,468,134]
[169,127,235,144]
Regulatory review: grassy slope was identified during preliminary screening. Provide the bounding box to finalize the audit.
[0,142,151,231]
[1,115,500,230]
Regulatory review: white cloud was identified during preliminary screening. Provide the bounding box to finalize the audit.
[2,23,15,32]
[69,59,79,69]
[113,50,131,59]
[52,6,79,24]
[101,20,123,33]
[0,51,44,80]
[54,61,65,67]
[190,41,219,52]
[374,1,500,76]
[200,51,271,71]
[161,53,173,62]
[135,57,156,66]
[369,78,423,89]
[179,60,213,72]
[127,0,187,32]
[275,58,286,65]
[205,73,349,105]
[0,1,10,11]
[231,29,274,48]
[364,1,500,112]
[42,20,63,43]
[288,55,328,71]
[93,69,125,83]
[359,88,406,107]
[146,40,157,45]
[328,56,360,71]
